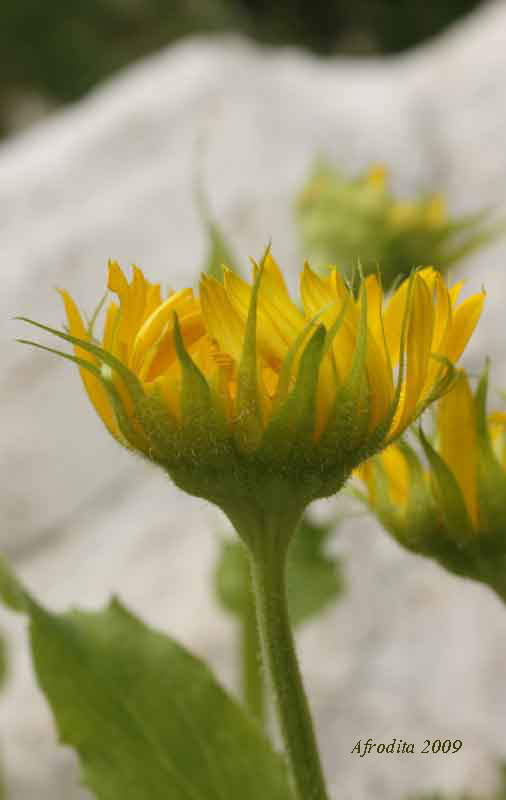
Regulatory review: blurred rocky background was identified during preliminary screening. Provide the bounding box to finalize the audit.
[2,1,506,799]
[0,0,484,136]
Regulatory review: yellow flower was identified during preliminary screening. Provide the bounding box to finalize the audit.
[359,369,506,600]
[19,252,484,541]
[297,161,500,291]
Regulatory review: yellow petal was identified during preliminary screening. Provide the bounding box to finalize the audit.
[130,288,197,373]
[391,274,434,435]
[438,372,478,527]
[489,411,506,427]
[449,280,464,307]
[328,268,352,305]
[300,262,334,317]
[102,302,119,353]
[200,275,244,363]
[380,445,409,508]
[431,273,452,353]
[222,267,251,321]
[445,291,486,363]
[224,265,303,367]
[107,261,154,356]
[419,274,453,398]
[59,290,117,436]
[143,282,163,323]
[257,253,305,343]
[489,412,506,470]
[417,266,439,289]
[362,276,394,429]
[140,311,206,382]
[363,274,383,343]
[382,277,410,368]
[356,445,408,510]
[364,332,394,431]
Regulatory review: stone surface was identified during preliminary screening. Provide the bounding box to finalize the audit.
[2,2,506,798]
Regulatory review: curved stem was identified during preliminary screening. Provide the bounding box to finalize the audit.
[249,534,330,800]
[240,575,265,726]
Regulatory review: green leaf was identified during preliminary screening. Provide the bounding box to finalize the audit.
[215,540,251,616]
[215,514,344,628]
[286,513,345,626]
[0,555,294,800]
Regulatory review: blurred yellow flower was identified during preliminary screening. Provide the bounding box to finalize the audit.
[297,161,500,291]
[358,369,506,600]
[19,253,484,531]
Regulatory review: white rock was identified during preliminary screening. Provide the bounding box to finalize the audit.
[2,2,506,798]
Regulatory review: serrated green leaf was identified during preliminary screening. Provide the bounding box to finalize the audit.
[0,556,294,800]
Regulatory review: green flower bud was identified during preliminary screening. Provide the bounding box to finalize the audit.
[358,367,506,600]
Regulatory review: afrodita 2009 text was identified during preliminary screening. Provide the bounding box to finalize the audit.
[352,739,463,757]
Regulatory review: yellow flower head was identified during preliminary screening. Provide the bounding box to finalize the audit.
[19,251,484,542]
[359,368,506,600]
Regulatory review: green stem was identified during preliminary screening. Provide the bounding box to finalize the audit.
[240,578,265,726]
[249,533,330,800]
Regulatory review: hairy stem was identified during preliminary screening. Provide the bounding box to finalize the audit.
[240,574,265,726]
[249,531,329,800]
